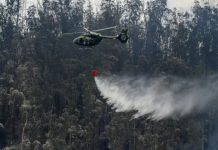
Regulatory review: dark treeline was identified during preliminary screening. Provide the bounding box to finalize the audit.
[0,0,218,149]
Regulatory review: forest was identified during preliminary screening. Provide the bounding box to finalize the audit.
[0,0,218,149]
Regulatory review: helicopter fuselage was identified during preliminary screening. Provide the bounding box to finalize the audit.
[73,32,104,46]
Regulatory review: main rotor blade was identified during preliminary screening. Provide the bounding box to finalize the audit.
[92,26,118,32]
[84,27,90,32]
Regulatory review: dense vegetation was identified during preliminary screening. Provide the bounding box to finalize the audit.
[0,0,218,149]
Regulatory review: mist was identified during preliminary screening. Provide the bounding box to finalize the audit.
[95,75,218,120]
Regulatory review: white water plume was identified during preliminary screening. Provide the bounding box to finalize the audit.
[95,75,218,120]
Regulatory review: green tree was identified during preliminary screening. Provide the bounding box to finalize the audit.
[144,0,167,70]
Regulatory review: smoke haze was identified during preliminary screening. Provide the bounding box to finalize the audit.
[95,75,218,120]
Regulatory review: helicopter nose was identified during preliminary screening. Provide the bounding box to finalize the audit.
[73,38,79,44]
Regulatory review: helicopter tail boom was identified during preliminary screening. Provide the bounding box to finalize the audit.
[101,35,118,39]
[101,29,129,43]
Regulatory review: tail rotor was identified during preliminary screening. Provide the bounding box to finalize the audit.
[117,29,129,43]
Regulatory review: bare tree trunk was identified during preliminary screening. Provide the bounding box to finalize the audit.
[133,120,136,150]
[21,112,28,150]
[201,123,205,150]
[16,0,20,28]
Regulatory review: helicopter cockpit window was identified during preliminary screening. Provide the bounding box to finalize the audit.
[79,38,83,44]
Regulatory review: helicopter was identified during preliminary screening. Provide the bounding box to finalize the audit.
[62,26,129,47]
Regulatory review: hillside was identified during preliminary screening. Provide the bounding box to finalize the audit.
[0,0,218,150]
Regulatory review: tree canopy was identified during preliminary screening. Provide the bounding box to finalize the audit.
[0,0,218,149]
